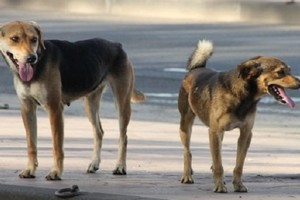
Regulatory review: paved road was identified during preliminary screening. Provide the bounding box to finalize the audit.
[0,7,300,200]
[1,8,300,124]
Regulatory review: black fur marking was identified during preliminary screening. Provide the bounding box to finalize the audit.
[40,39,124,95]
[194,69,216,101]
[235,98,258,120]
[218,72,232,92]
[234,81,259,120]
[31,45,48,82]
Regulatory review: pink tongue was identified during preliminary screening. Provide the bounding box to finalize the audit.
[277,87,295,109]
[18,63,34,82]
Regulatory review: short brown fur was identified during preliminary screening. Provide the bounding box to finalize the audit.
[178,40,300,192]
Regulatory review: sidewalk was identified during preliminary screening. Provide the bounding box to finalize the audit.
[0,101,300,199]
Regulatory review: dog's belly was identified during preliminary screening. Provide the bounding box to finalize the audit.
[222,118,246,131]
[59,59,108,96]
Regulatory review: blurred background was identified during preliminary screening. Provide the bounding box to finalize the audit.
[0,0,300,24]
[0,0,300,132]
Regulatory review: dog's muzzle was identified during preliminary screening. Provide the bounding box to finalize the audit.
[6,51,36,82]
[26,54,37,64]
[268,84,295,108]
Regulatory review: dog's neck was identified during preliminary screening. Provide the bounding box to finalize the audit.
[226,70,260,120]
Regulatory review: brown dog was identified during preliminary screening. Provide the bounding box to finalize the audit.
[0,21,145,180]
[178,40,300,192]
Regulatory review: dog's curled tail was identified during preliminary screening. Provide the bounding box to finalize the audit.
[131,88,146,103]
[187,40,213,71]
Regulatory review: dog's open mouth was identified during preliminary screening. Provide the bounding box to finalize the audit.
[268,84,295,108]
[7,51,34,82]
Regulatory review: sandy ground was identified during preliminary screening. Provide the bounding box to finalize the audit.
[0,94,300,200]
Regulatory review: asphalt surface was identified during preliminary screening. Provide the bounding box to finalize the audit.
[1,8,300,124]
[1,5,300,200]
[0,183,160,200]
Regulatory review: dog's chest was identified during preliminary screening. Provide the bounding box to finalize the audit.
[14,78,48,106]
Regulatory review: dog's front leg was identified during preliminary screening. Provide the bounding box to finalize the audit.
[45,102,64,180]
[233,126,252,192]
[19,100,38,178]
[209,128,227,193]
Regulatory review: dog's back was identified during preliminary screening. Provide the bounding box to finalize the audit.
[41,39,125,95]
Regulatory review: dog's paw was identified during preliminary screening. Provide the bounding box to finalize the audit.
[86,161,100,173]
[19,169,36,178]
[214,181,227,193]
[180,175,194,184]
[112,166,127,175]
[233,182,248,193]
[45,170,62,181]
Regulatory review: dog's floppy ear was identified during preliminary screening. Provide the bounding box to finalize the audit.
[0,23,6,37]
[29,21,46,50]
[238,56,263,80]
[0,25,2,36]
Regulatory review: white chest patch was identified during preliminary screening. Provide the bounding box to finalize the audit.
[14,78,48,106]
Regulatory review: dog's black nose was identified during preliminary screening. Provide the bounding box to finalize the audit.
[26,54,37,63]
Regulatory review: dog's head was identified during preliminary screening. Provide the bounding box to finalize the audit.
[0,21,45,82]
[238,56,300,108]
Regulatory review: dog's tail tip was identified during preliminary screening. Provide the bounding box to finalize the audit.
[131,89,146,103]
[187,39,214,71]
[197,39,213,52]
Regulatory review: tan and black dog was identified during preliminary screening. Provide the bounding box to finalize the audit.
[0,21,145,180]
[178,40,300,193]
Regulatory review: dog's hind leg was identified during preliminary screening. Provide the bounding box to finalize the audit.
[19,99,38,179]
[233,125,253,193]
[179,110,195,184]
[108,71,133,175]
[45,99,64,180]
[111,83,131,175]
[85,84,106,173]
[178,87,195,184]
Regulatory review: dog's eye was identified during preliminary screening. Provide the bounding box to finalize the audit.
[31,37,38,43]
[277,69,286,77]
[10,36,19,42]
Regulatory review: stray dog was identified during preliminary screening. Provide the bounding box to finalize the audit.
[0,21,145,180]
[178,40,300,192]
